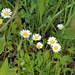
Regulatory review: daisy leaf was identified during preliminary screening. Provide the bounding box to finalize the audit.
[62,27,75,39]
[0,35,5,54]
[62,17,75,39]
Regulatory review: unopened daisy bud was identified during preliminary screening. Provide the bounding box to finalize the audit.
[36,42,43,49]
[23,68,26,70]
[20,30,31,38]
[57,24,64,30]
[0,19,3,24]
[1,8,12,18]
[52,43,61,53]
[47,37,57,46]
[21,62,25,66]
[32,34,41,41]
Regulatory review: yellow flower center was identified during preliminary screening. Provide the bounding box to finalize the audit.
[4,12,8,15]
[35,36,38,39]
[23,32,28,36]
[54,46,58,50]
[37,45,41,48]
[59,27,62,29]
[0,19,2,23]
[50,40,54,44]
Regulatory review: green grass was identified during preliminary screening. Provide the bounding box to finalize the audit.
[0,0,75,75]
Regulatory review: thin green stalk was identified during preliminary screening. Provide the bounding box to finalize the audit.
[64,0,68,24]
[3,20,12,61]
[64,11,75,28]
[24,0,26,6]
[53,0,62,17]
[24,39,27,53]
[17,37,23,75]
[68,0,74,20]
[17,51,20,75]
[6,0,14,8]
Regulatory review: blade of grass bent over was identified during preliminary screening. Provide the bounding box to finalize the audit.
[3,0,20,61]
[0,0,20,32]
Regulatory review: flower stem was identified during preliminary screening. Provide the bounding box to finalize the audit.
[17,51,20,75]
[24,39,27,53]
[17,37,23,75]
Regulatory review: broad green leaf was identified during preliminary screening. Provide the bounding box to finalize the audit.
[20,49,24,58]
[0,59,17,75]
[38,0,45,24]
[57,67,61,75]
[46,0,49,6]
[45,62,51,71]
[29,39,34,46]
[36,51,43,66]
[62,17,75,39]
[68,47,75,54]
[7,41,13,51]
[43,38,47,45]
[0,35,5,54]
[25,53,30,62]
[53,53,61,59]
[6,69,16,75]
[0,58,8,75]
[62,27,75,39]
[17,39,23,51]
[60,56,71,65]
[43,51,49,63]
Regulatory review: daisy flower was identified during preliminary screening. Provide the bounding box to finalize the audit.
[52,43,61,53]
[36,42,43,49]
[20,30,31,38]
[0,19,3,24]
[1,8,12,18]
[47,37,57,46]
[57,24,64,30]
[32,34,41,41]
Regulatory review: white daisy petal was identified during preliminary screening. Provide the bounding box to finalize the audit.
[9,12,12,15]
[1,13,4,16]
[57,24,64,30]
[7,9,11,12]
[20,30,31,38]
[52,43,61,53]
[32,34,41,41]
[47,37,57,46]
[1,8,12,18]
[36,42,43,49]
[2,9,5,12]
